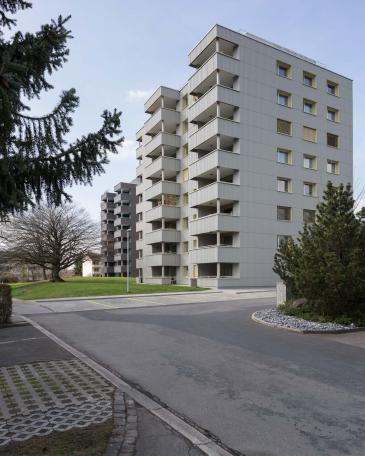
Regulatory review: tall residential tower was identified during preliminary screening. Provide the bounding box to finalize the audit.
[100,181,137,277]
[135,25,353,287]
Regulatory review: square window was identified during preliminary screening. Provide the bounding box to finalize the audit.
[327,133,339,148]
[277,178,290,193]
[277,119,292,136]
[327,108,338,122]
[303,182,316,196]
[303,126,317,142]
[327,160,339,174]
[277,61,291,78]
[303,154,316,169]
[277,149,291,164]
[277,206,291,221]
[303,72,315,87]
[327,81,339,96]
[277,235,291,247]
[303,209,315,223]
[303,99,316,115]
[277,91,291,107]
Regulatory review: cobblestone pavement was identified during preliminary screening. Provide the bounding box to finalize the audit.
[0,359,114,446]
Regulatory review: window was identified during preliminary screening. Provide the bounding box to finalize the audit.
[182,119,188,133]
[192,239,197,249]
[327,80,339,96]
[303,126,317,142]
[277,235,291,247]
[303,99,316,115]
[182,217,189,229]
[327,133,339,148]
[277,148,291,164]
[277,119,292,136]
[220,263,233,277]
[181,94,188,109]
[182,168,189,181]
[303,182,316,196]
[183,192,189,205]
[327,108,339,122]
[327,160,339,174]
[303,71,315,87]
[182,242,189,253]
[277,61,291,78]
[303,209,315,223]
[277,206,291,221]
[277,177,291,193]
[303,154,317,170]
[277,90,291,107]
[182,144,188,158]
[182,265,189,278]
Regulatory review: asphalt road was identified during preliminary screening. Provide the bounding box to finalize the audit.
[27,297,365,456]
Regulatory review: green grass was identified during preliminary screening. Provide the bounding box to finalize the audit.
[0,420,113,456]
[10,276,207,300]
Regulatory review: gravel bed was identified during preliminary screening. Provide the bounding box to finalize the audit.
[252,308,362,333]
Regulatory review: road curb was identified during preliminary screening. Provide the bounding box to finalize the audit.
[23,316,239,456]
[251,311,365,334]
[29,290,222,303]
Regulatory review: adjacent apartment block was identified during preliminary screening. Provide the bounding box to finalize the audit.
[100,181,137,277]
[135,25,353,287]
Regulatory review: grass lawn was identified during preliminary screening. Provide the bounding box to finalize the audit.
[10,276,207,300]
[0,420,113,456]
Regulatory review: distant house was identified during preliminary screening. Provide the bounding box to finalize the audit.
[82,253,102,277]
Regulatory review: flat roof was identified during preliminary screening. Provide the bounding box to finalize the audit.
[190,24,352,81]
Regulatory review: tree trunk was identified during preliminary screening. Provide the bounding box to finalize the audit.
[42,267,47,280]
[50,266,63,282]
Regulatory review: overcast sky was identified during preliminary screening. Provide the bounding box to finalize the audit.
[12,0,365,220]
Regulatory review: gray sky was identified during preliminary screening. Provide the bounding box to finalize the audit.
[12,0,365,220]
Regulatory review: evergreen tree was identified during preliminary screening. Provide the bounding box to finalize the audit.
[0,1,123,216]
[273,182,365,318]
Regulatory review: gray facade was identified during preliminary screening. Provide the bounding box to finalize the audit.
[100,182,137,277]
[135,25,353,287]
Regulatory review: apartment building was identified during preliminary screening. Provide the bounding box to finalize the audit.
[100,181,137,277]
[135,25,353,287]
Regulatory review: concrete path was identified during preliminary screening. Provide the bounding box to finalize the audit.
[14,289,276,315]
[23,296,365,456]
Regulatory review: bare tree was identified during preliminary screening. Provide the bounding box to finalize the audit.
[2,204,99,282]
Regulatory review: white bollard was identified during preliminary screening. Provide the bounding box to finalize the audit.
[276,282,286,307]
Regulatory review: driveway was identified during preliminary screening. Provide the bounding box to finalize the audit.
[18,295,365,456]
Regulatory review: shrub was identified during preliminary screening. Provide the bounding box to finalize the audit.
[0,284,12,324]
[274,182,365,320]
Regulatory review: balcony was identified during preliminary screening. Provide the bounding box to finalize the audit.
[188,85,239,123]
[189,150,240,180]
[144,108,180,136]
[100,201,114,211]
[145,205,180,223]
[189,117,240,151]
[144,132,180,158]
[190,181,240,207]
[190,246,241,263]
[189,26,238,68]
[189,213,240,235]
[145,156,180,180]
[144,254,180,267]
[144,86,180,114]
[145,180,180,201]
[145,229,181,244]
[189,53,240,96]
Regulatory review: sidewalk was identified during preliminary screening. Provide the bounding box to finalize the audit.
[0,320,204,455]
